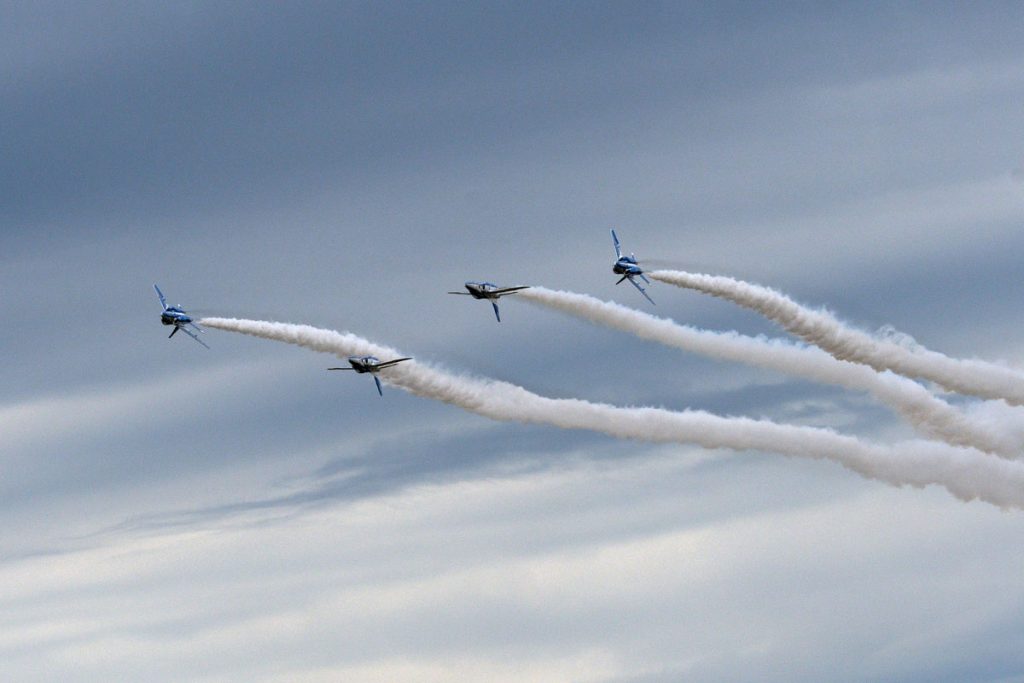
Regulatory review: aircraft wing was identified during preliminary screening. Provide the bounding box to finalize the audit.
[628,276,655,305]
[179,324,211,349]
[447,291,472,295]
[611,229,622,258]
[154,284,168,310]
[375,357,412,369]
[327,367,355,371]
[492,286,530,296]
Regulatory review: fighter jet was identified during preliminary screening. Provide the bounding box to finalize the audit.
[154,284,209,348]
[611,229,654,305]
[447,281,530,322]
[328,355,412,396]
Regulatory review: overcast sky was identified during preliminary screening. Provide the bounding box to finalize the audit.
[4,2,1024,681]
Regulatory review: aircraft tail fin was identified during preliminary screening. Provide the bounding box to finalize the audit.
[492,301,501,322]
[374,375,383,397]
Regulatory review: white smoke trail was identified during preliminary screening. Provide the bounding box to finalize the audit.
[515,287,1020,458]
[201,317,1024,509]
[650,270,1024,406]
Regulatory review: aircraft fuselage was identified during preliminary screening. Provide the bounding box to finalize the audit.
[160,308,193,326]
[613,256,642,277]
[463,281,501,299]
[346,355,383,373]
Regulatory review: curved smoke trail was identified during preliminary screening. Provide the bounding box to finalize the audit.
[515,287,1020,458]
[201,317,1024,509]
[649,270,1024,406]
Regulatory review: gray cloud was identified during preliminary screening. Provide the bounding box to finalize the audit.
[5,3,1024,681]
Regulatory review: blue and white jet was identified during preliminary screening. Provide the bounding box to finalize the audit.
[328,355,412,396]
[611,229,654,305]
[448,281,530,322]
[154,284,209,348]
